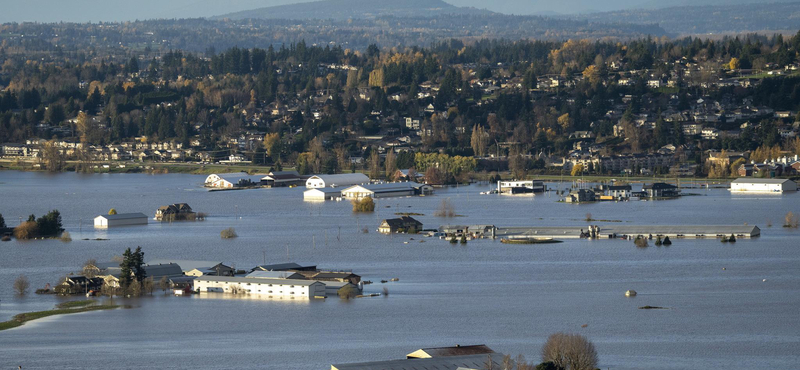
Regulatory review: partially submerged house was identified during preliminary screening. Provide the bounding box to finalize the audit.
[379,216,423,234]
[497,180,546,194]
[155,203,196,221]
[147,259,235,277]
[564,189,596,203]
[642,183,680,198]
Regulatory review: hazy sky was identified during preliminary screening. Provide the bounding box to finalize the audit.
[0,0,776,23]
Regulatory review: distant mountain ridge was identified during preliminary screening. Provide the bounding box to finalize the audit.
[215,0,494,20]
[568,1,800,35]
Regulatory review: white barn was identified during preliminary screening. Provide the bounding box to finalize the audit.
[340,182,433,199]
[731,178,797,193]
[193,276,326,298]
[205,173,262,189]
[306,173,369,188]
[303,188,342,201]
[93,213,148,228]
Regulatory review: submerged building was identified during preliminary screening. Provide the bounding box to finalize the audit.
[731,178,797,193]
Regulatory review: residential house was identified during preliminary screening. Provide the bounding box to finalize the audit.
[379,216,423,234]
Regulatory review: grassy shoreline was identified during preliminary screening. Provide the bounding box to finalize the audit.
[0,300,122,331]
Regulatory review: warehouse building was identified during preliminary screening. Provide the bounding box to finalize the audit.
[194,276,326,298]
[93,213,148,228]
[731,178,797,193]
[306,173,369,188]
[303,188,342,201]
[341,182,433,199]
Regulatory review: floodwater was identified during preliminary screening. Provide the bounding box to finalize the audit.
[0,171,798,369]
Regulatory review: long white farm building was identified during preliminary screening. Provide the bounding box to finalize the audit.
[94,213,148,228]
[306,173,369,188]
[731,178,797,193]
[341,182,433,199]
[194,276,326,298]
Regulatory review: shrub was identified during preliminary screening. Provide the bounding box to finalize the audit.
[14,221,38,240]
[352,197,375,212]
[585,213,593,221]
[60,231,72,242]
[434,198,456,217]
[541,332,598,370]
[196,212,208,220]
[460,235,467,244]
[220,227,238,239]
[449,236,458,243]
[0,213,5,228]
[108,208,117,215]
[662,236,672,245]
[14,275,31,295]
[634,236,648,248]
[784,212,799,228]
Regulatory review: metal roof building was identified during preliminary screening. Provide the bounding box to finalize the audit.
[306,173,369,188]
[304,188,342,201]
[341,182,433,199]
[731,178,797,193]
[93,213,148,228]
[331,353,507,370]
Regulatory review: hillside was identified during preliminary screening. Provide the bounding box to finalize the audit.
[215,0,494,20]
[570,1,800,35]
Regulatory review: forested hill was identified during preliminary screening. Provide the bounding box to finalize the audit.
[216,0,493,20]
[571,1,800,35]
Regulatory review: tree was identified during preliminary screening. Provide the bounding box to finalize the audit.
[471,124,489,157]
[13,221,38,239]
[263,133,283,163]
[13,275,30,295]
[35,210,63,236]
[0,213,5,229]
[41,140,65,172]
[434,198,456,217]
[108,208,117,215]
[728,57,740,70]
[119,248,134,288]
[385,150,397,180]
[132,246,146,283]
[159,276,170,294]
[571,164,584,177]
[352,197,375,212]
[369,147,381,179]
[541,332,598,370]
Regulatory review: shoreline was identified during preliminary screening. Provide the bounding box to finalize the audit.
[0,300,123,331]
[0,162,742,185]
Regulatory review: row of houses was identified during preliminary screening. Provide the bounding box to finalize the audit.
[59,260,363,299]
[563,182,681,203]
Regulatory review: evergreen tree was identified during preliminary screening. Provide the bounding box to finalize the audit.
[132,246,146,283]
[119,248,133,288]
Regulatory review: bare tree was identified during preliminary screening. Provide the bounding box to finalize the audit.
[784,212,799,228]
[142,277,155,295]
[434,198,456,217]
[159,276,170,294]
[541,332,598,370]
[13,275,31,295]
